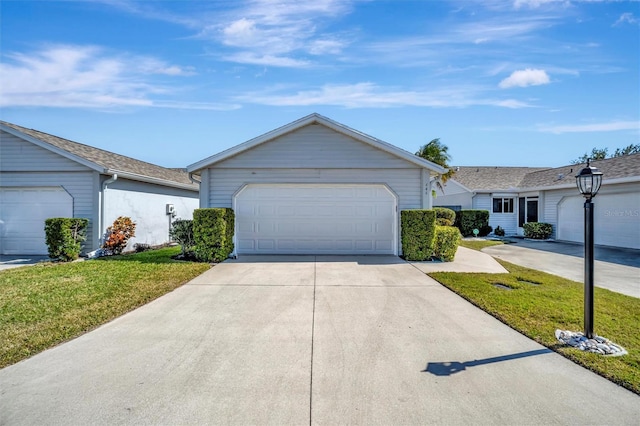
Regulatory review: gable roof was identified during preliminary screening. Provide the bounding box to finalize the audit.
[187,113,447,175]
[447,153,640,194]
[0,121,197,190]
[448,166,549,192]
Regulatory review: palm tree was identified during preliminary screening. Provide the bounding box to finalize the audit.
[415,138,455,190]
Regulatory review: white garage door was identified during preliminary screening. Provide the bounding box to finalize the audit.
[0,187,73,255]
[235,184,397,255]
[558,193,640,249]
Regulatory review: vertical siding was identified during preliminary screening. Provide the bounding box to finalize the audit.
[0,131,87,171]
[0,171,98,251]
[472,194,491,210]
[215,125,416,169]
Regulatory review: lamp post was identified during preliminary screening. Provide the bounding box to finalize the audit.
[575,159,603,339]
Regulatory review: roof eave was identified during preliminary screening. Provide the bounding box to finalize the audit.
[107,169,199,191]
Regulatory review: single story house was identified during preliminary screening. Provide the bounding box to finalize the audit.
[434,154,640,249]
[0,121,199,255]
[187,113,446,256]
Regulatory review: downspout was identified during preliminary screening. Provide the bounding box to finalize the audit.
[99,174,118,247]
[188,172,201,185]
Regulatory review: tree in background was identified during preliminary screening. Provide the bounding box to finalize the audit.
[415,138,455,190]
[572,144,640,164]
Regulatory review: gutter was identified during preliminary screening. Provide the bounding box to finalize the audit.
[189,172,201,185]
[106,169,199,191]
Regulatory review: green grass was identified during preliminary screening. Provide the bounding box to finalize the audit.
[459,239,504,251]
[430,260,640,394]
[0,246,210,368]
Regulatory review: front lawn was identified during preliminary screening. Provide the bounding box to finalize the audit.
[459,239,504,251]
[0,246,210,368]
[430,261,640,395]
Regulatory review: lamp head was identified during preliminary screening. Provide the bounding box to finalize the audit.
[575,158,603,200]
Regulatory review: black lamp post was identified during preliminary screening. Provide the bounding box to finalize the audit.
[575,159,603,339]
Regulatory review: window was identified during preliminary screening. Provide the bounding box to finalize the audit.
[493,198,514,213]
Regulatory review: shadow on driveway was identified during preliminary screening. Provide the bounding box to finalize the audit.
[502,238,640,268]
[423,348,552,376]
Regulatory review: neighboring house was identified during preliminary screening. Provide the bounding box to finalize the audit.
[434,155,640,249]
[0,121,199,255]
[187,113,446,255]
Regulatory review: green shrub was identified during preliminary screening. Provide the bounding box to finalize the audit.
[433,226,461,262]
[170,219,194,255]
[494,226,506,237]
[401,210,436,261]
[44,218,89,261]
[523,222,553,240]
[193,208,235,262]
[454,210,491,237]
[102,216,136,255]
[434,207,456,226]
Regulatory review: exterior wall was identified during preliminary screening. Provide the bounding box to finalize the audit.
[208,168,421,210]
[216,124,415,169]
[103,178,199,250]
[542,181,640,247]
[433,180,473,210]
[0,131,87,171]
[471,193,519,235]
[0,171,98,251]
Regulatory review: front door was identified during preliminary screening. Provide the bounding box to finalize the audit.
[518,197,539,235]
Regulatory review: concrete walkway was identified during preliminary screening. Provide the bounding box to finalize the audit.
[482,240,640,298]
[0,255,50,271]
[1,251,637,425]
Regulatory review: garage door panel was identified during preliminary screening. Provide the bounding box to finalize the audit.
[558,193,640,249]
[235,184,396,255]
[0,187,73,255]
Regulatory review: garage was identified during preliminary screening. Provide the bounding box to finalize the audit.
[234,184,397,255]
[557,192,640,250]
[0,187,73,255]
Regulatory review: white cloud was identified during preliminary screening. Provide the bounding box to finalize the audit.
[614,12,638,26]
[499,68,551,88]
[223,52,310,68]
[235,82,531,109]
[539,120,640,134]
[0,45,233,110]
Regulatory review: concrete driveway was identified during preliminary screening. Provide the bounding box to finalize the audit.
[0,255,50,271]
[1,254,638,425]
[482,240,640,298]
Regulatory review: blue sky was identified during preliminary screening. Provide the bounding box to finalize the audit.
[1,0,638,168]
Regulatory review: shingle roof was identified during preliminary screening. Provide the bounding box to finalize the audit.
[1,121,196,189]
[450,154,640,192]
[519,154,640,188]
[449,166,549,191]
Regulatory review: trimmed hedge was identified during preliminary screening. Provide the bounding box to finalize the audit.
[433,226,461,262]
[434,207,456,226]
[193,208,235,262]
[454,210,492,237]
[401,210,436,261]
[44,218,89,261]
[523,222,553,240]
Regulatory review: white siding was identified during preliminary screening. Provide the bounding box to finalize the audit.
[472,194,491,210]
[104,179,199,250]
[208,168,421,210]
[0,131,87,172]
[216,125,416,169]
[0,171,98,251]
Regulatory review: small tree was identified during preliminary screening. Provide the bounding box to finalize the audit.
[415,138,455,191]
[102,216,136,255]
[170,219,194,255]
